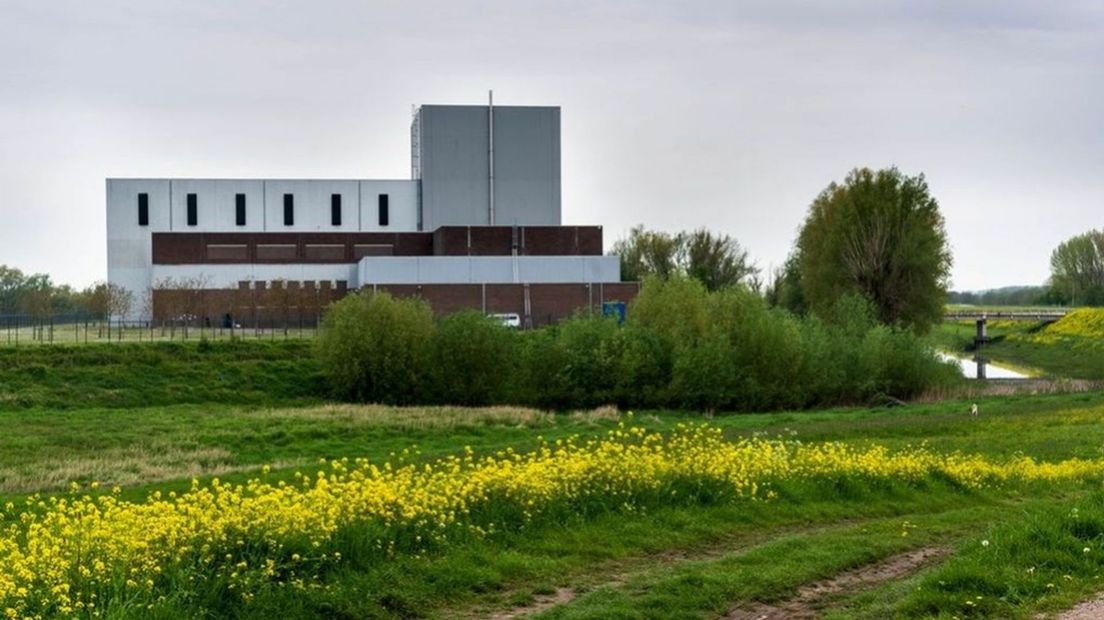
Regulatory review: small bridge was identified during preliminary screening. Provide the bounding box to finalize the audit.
[942,310,1067,379]
[944,311,1067,323]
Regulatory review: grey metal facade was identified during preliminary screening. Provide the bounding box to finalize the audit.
[357,256,618,285]
[414,105,561,231]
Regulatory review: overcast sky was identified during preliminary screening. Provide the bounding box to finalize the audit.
[1,1,1101,291]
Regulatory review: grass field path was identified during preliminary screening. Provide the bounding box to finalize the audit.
[721,546,948,619]
[448,501,1022,620]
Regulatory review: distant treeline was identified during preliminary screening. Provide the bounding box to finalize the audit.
[947,286,1065,307]
[317,278,960,413]
[0,265,133,319]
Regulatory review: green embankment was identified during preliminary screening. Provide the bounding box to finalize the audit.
[0,339,323,410]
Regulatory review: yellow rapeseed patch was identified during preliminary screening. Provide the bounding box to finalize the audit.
[1013,308,1104,345]
[1,424,1103,616]
[1043,308,1104,339]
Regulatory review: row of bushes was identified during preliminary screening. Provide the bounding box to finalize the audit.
[316,278,961,411]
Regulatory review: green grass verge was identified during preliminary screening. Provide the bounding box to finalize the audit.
[0,339,323,410]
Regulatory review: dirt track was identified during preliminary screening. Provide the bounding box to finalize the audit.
[722,546,949,620]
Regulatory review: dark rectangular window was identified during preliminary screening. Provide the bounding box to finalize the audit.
[331,194,342,226]
[283,194,294,226]
[186,193,198,226]
[137,193,149,226]
[235,194,247,226]
[378,193,389,227]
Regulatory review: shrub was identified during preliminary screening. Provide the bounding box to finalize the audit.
[315,279,959,412]
[316,291,433,404]
[554,315,622,408]
[670,330,739,412]
[612,324,672,408]
[428,311,515,406]
[868,326,960,398]
[628,276,711,347]
[512,327,573,410]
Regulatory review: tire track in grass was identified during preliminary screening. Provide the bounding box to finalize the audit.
[475,518,873,620]
[510,505,1003,620]
[722,546,949,619]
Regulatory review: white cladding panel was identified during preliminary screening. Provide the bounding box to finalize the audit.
[263,180,357,232]
[358,180,419,231]
[357,256,620,285]
[170,179,266,232]
[106,178,419,235]
[106,178,419,319]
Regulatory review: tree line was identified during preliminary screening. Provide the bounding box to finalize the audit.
[614,167,953,333]
[945,231,1104,308]
[321,166,964,411]
[946,286,1062,307]
[0,265,133,320]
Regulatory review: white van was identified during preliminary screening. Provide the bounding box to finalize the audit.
[488,313,521,328]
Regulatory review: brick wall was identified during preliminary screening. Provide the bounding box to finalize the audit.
[152,227,604,264]
[431,226,602,256]
[152,281,640,328]
[152,232,434,264]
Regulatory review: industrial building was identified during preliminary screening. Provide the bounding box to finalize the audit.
[106,98,638,327]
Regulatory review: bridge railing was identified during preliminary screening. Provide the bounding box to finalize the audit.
[944,310,1068,322]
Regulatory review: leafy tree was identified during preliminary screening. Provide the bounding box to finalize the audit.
[0,265,30,315]
[612,226,680,282]
[679,229,756,291]
[795,167,951,332]
[612,226,757,291]
[765,253,805,314]
[1049,229,1104,306]
[84,281,134,320]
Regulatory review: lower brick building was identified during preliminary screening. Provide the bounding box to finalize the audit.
[149,225,638,328]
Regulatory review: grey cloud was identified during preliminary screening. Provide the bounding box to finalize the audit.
[0,0,1101,291]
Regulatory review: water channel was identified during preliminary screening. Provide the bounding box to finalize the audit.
[937,352,1030,380]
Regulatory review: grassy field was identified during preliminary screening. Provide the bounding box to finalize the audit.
[4,341,1104,617]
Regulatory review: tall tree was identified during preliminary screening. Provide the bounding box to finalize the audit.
[765,252,805,315]
[0,265,28,315]
[612,226,758,291]
[612,226,680,282]
[795,167,951,332]
[1049,230,1104,305]
[679,229,756,292]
